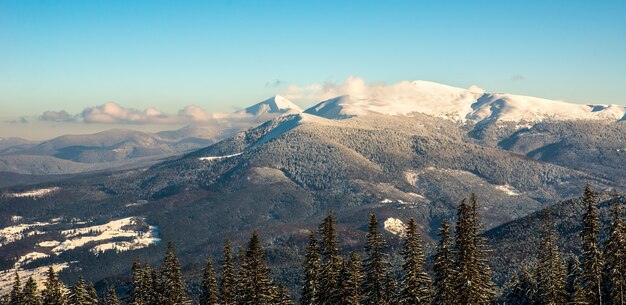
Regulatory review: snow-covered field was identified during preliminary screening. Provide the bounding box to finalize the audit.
[4,187,60,198]
[495,184,521,196]
[0,216,160,293]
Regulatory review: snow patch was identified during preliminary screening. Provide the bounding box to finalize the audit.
[198,152,242,161]
[5,187,60,199]
[495,184,521,196]
[0,222,53,247]
[384,218,406,236]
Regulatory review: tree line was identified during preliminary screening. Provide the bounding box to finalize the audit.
[2,185,624,305]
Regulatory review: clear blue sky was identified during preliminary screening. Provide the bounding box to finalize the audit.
[1,0,625,119]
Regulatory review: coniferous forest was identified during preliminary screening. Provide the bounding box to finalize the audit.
[2,186,625,305]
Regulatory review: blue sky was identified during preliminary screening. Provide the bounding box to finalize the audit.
[1,0,625,138]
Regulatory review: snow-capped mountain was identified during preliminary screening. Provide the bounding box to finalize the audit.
[240,95,302,116]
[303,80,626,126]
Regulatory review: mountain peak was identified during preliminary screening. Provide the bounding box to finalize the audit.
[242,95,302,116]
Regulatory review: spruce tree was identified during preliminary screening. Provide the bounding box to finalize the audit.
[433,220,455,305]
[234,245,247,304]
[85,283,98,305]
[580,185,603,305]
[67,275,90,305]
[41,267,65,305]
[318,212,341,305]
[566,254,586,305]
[453,196,495,304]
[399,218,432,304]
[200,258,219,305]
[301,232,321,305]
[536,210,567,304]
[22,276,41,305]
[130,260,146,305]
[518,265,538,305]
[160,242,189,305]
[602,202,625,305]
[220,238,236,305]
[239,232,277,305]
[148,265,164,305]
[105,286,120,305]
[339,252,362,305]
[362,212,391,305]
[274,284,295,305]
[9,272,23,305]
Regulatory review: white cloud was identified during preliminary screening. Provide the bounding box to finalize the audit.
[40,110,77,122]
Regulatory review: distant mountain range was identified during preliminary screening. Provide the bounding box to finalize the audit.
[0,81,624,293]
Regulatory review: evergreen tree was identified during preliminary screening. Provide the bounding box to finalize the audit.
[220,238,236,305]
[399,218,432,304]
[453,195,495,304]
[67,275,90,305]
[362,212,391,305]
[105,286,120,305]
[274,284,295,305]
[41,267,65,305]
[536,210,567,305]
[200,258,219,305]
[160,242,189,305]
[130,260,149,305]
[22,276,41,305]
[501,270,523,305]
[433,220,455,305]
[234,245,247,304]
[147,265,164,305]
[566,254,586,305]
[318,212,341,305]
[603,202,625,305]
[339,252,362,305]
[85,283,98,305]
[9,272,23,305]
[239,232,277,305]
[580,185,603,305]
[301,232,321,305]
[518,265,538,305]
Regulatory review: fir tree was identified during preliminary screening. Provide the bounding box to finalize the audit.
[105,286,120,305]
[453,195,495,304]
[580,185,603,305]
[518,265,538,305]
[301,232,321,305]
[200,258,219,305]
[85,283,98,305]
[22,276,41,305]
[602,202,625,305]
[433,220,455,305]
[536,210,567,305]
[9,272,23,305]
[41,267,65,305]
[130,260,148,305]
[566,254,586,305]
[148,265,164,305]
[160,242,190,305]
[67,275,90,305]
[274,284,295,305]
[234,245,247,304]
[239,232,277,305]
[399,218,432,305]
[339,252,362,305]
[362,212,391,305]
[318,212,341,305]
[220,238,236,305]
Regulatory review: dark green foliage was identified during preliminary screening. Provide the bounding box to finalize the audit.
[580,186,603,305]
[9,272,22,305]
[239,232,277,305]
[339,252,362,305]
[67,275,90,305]
[399,218,432,304]
[362,212,391,305]
[41,267,65,305]
[160,242,189,304]
[301,232,321,305]
[566,255,586,305]
[130,260,149,305]
[536,210,567,304]
[274,284,295,305]
[105,286,120,305]
[602,202,626,305]
[200,258,219,305]
[220,239,236,305]
[318,212,341,305]
[433,220,455,305]
[21,277,41,305]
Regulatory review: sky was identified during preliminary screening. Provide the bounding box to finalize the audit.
[1,0,625,139]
